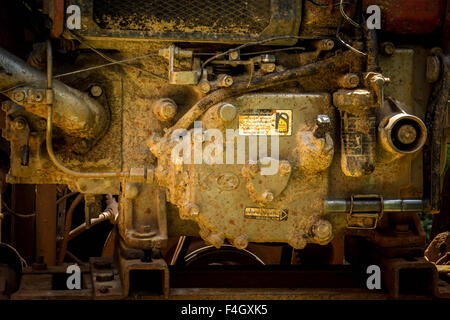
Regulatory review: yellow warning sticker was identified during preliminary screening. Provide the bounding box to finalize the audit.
[244,207,288,221]
[239,109,292,136]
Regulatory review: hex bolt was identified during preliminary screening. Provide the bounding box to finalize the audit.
[311,219,333,243]
[338,73,360,89]
[233,235,249,250]
[263,191,275,202]
[13,91,25,102]
[218,103,237,122]
[313,114,331,139]
[198,80,211,94]
[13,117,27,130]
[396,124,417,145]
[90,85,103,97]
[187,203,200,217]
[381,42,395,55]
[217,74,233,87]
[153,98,178,121]
[279,161,292,176]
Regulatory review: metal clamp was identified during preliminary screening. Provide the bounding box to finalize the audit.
[347,194,384,229]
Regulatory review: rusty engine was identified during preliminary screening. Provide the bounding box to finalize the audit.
[0,0,449,300]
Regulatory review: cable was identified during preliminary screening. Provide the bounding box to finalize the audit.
[339,0,361,28]
[307,0,351,7]
[2,202,36,218]
[69,30,167,81]
[200,35,334,71]
[336,16,367,56]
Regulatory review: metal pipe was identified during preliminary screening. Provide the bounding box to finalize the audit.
[0,45,109,139]
[45,41,129,178]
[324,199,424,213]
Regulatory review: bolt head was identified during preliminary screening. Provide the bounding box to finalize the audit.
[381,42,395,55]
[13,91,25,102]
[312,220,333,243]
[233,235,248,250]
[90,85,103,97]
[218,103,237,122]
[188,204,200,217]
[198,80,211,93]
[229,51,239,61]
[14,118,27,130]
[279,161,291,176]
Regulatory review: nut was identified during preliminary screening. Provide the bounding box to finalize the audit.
[153,98,177,121]
[217,74,233,87]
[314,114,331,139]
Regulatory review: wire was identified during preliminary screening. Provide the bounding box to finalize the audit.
[307,0,351,7]
[69,30,167,81]
[0,242,28,268]
[336,15,367,56]
[2,202,36,218]
[339,0,361,28]
[200,35,334,71]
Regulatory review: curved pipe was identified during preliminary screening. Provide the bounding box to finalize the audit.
[0,45,109,140]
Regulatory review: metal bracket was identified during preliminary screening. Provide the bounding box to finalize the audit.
[159,44,204,85]
[347,194,384,229]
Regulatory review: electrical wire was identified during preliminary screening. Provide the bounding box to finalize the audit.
[307,0,351,7]
[69,30,167,81]
[336,14,367,56]
[2,202,36,218]
[339,0,361,28]
[200,35,334,71]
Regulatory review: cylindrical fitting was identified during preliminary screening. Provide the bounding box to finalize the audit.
[378,113,427,155]
[0,46,109,140]
[333,89,378,177]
